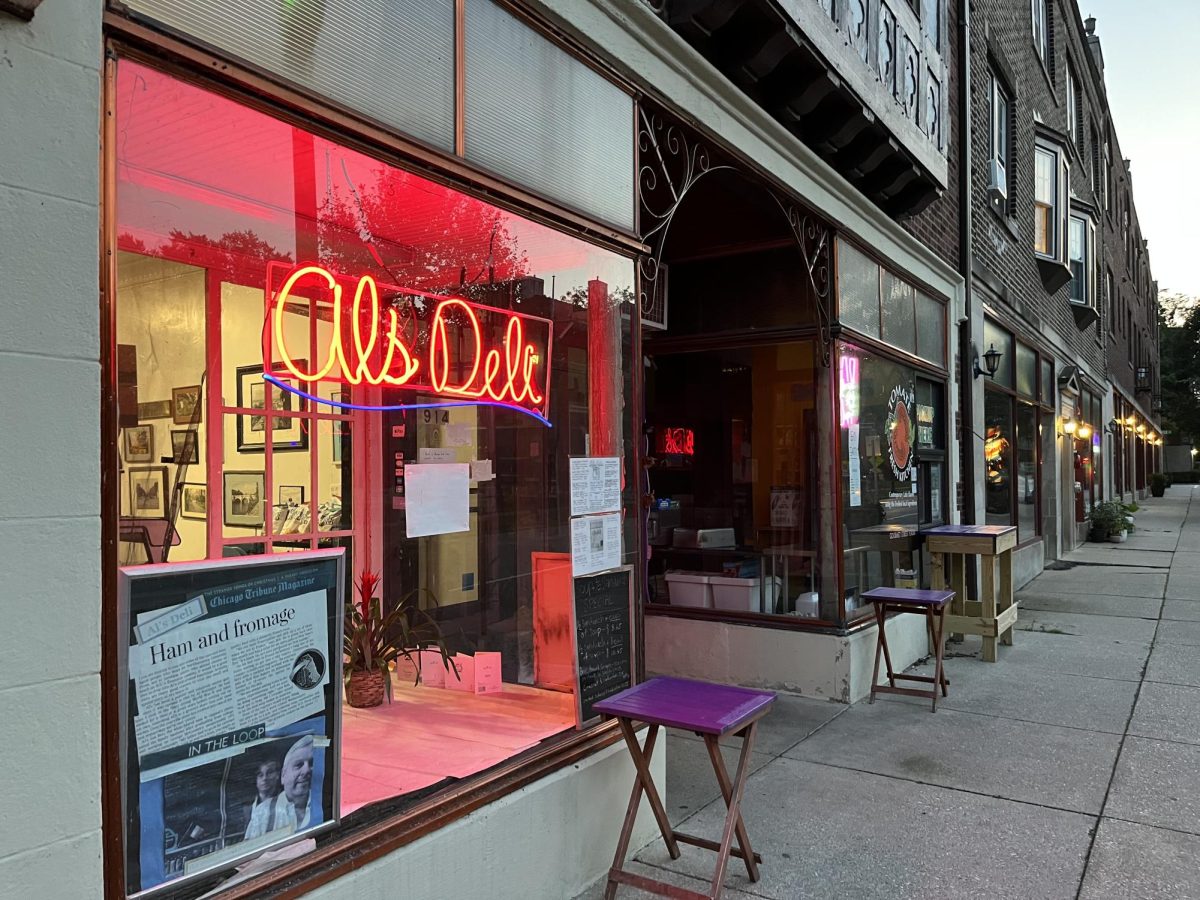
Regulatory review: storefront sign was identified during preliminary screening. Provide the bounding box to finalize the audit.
[839,354,860,427]
[569,456,622,517]
[570,511,622,576]
[886,384,915,481]
[263,263,553,425]
[571,566,634,726]
[119,551,344,895]
[655,426,695,456]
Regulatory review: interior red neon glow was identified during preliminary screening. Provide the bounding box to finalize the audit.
[266,262,552,421]
[657,427,695,456]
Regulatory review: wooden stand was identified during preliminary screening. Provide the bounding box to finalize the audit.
[864,587,953,712]
[594,677,776,900]
[924,525,1018,663]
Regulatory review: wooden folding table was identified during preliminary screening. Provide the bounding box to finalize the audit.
[594,676,776,900]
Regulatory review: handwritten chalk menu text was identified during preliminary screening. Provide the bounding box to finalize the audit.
[572,566,634,726]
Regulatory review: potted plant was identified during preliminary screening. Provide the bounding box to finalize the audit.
[344,570,453,708]
[1087,501,1127,543]
[1151,473,1168,497]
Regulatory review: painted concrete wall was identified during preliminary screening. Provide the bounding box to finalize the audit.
[0,2,105,897]
[646,615,928,704]
[306,741,663,900]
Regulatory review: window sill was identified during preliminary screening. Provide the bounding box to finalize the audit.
[1069,301,1100,330]
[1036,256,1072,293]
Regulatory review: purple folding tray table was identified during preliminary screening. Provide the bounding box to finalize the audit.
[593,676,776,900]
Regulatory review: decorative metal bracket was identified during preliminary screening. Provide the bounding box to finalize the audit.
[637,106,834,364]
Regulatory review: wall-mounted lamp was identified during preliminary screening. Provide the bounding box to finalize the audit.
[1136,424,1146,435]
[1191,448,1198,458]
[1125,415,1136,426]
[1108,418,1123,433]
[1136,366,1151,393]
[1062,419,1078,436]
[973,343,1002,380]
[1077,423,1094,440]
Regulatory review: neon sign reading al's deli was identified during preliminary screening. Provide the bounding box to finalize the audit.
[262,262,553,425]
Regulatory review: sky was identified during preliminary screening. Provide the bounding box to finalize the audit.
[1079,1,1200,298]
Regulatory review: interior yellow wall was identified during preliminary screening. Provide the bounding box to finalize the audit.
[116,253,344,561]
[116,252,207,562]
[750,343,816,538]
[415,405,480,609]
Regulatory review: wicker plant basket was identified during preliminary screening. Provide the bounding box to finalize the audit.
[346,669,387,708]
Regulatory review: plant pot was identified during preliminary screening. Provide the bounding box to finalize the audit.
[1152,487,1166,498]
[1109,531,1127,544]
[346,669,387,708]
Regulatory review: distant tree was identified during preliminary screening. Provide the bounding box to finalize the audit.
[1159,288,1198,327]
[1159,304,1200,445]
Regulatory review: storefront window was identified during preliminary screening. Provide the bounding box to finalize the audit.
[645,342,831,621]
[984,390,1014,526]
[113,58,636,894]
[1016,402,1038,541]
[841,345,937,621]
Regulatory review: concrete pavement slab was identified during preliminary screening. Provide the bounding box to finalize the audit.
[1153,620,1200,646]
[893,661,1138,734]
[940,631,1150,681]
[636,757,1093,900]
[1123,534,1183,552]
[1015,609,1159,642]
[672,692,846,757]
[782,699,1120,813]
[1128,681,1200,745]
[1021,568,1166,599]
[1166,571,1200,601]
[1162,600,1200,621]
[664,733,773,827]
[1059,547,1173,567]
[1017,591,1162,618]
[1106,736,1200,834]
[1145,642,1200,688]
[1079,818,1200,900]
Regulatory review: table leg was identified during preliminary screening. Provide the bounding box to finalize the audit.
[981,553,998,662]
[949,552,966,643]
[931,551,946,590]
[930,603,948,710]
[1000,548,1014,646]
[870,601,885,703]
[604,721,677,900]
[703,733,760,883]
[708,721,760,898]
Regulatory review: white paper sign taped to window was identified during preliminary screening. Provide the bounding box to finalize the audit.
[571,512,622,576]
[405,463,470,537]
[848,424,862,508]
[570,456,621,516]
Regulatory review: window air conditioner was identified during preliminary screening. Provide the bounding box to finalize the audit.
[987,160,1007,205]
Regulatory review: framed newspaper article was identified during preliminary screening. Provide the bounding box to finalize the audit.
[117,549,345,896]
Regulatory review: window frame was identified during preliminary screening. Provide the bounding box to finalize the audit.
[1066,63,1078,149]
[1068,211,1095,309]
[1033,139,1069,264]
[1031,0,1050,70]
[988,72,1013,216]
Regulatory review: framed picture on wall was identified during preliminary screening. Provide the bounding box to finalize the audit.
[124,425,154,463]
[224,471,265,528]
[128,467,168,519]
[171,429,200,465]
[180,483,208,520]
[278,485,305,506]
[235,364,308,452]
[138,399,173,420]
[172,384,202,424]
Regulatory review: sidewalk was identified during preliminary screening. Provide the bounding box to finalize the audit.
[579,488,1200,899]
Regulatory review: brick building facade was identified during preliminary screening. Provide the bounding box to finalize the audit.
[964,0,1160,575]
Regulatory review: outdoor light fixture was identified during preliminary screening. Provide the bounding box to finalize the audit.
[1108,418,1122,433]
[1136,424,1146,435]
[1191,448,1198,458]
[1062,419,1077,436]
[1125,415,1136,426]
[1136,366,1151,393]
[1077,424,1093,440]
[973,343,1002,380]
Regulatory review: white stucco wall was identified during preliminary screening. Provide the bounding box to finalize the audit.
[646,614,929,704]
[0,2,104,897]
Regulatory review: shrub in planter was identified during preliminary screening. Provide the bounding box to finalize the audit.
[1151,473,1168,497]
[1087,501,1127,542]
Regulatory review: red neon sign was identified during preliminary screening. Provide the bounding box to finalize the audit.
[264,262,552,422]
[656,427,695,456]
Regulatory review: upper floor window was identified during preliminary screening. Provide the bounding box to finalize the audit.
[1068,213,1095,308]
[1106,269,1115,333]
[1032,0,1050,68]
[988,74,1012,214]
[1034,143,1068,261]
[1066,65,1079,147]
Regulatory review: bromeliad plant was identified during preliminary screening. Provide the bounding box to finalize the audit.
[344,570,453,705]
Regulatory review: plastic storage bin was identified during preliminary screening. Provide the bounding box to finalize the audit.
[710,576,781,613]
[665,571,713,608]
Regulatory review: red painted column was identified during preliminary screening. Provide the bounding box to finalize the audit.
[588,278,623,458]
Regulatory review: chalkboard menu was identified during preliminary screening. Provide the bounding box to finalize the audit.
[571,566,634,726]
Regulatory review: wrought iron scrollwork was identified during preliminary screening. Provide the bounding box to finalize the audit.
[637,107,735,327]
[637,105,834,364]
[776,201,834,365]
